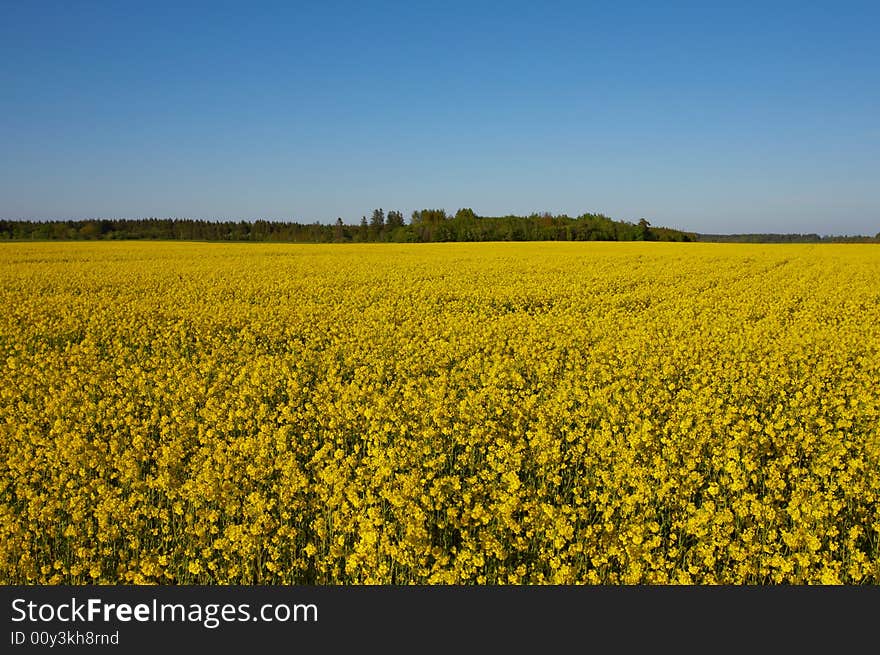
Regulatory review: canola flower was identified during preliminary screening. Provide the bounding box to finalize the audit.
[0,241,878,584]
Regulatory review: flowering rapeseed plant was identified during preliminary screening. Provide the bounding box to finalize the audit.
[0,241,878,584]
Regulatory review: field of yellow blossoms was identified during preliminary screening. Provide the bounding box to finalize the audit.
[1,241,879,584]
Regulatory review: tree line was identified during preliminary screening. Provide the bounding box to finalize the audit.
[0,210,697,243]
[694,233,879,243]
[2,213,875,244]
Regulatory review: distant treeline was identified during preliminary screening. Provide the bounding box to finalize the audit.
[0,209,697,243]
[696,233,879,243]
[3,214,876,244]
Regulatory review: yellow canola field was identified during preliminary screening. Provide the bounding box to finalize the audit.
[1,241,879,584]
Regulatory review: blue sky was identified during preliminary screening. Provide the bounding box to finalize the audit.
[1,1,878,234]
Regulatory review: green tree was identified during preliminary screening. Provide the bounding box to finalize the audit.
[386,210,404,229]
[369,208,385,241]
[79,222,101,239]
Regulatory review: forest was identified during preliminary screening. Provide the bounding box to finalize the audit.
[2,212,876,244]
[0,209,695,243]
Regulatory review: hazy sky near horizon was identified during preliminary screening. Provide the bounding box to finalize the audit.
[1,1,878,235]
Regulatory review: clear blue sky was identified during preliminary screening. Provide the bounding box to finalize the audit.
[1,1,878,234]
